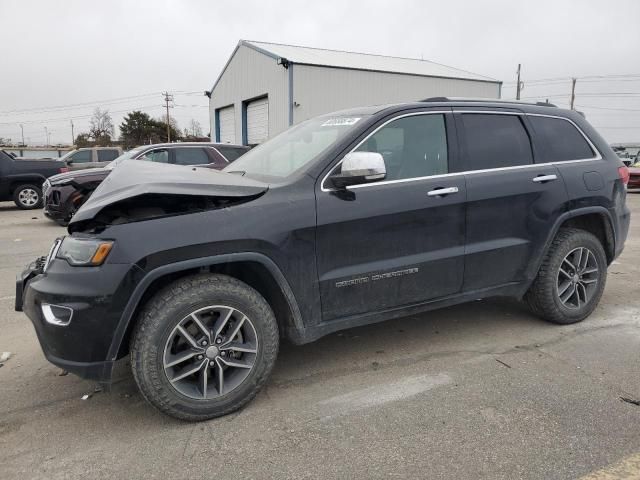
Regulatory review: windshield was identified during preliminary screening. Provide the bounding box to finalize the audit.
[223,115,367,181]
[105,146,146,170]
[59,150,79,161]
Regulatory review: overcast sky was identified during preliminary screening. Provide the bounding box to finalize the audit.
[1,0,639,145]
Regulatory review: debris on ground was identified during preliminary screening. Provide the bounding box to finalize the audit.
[620,396,640,406]
[495,358,512,369]
[81,385,104,400]
[0,352,11,363]
[58,369,68,376]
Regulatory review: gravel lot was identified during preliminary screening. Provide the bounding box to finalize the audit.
[1,195,639,479]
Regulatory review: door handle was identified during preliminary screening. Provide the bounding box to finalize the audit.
[427,186,459,197]
[532,174,558,183]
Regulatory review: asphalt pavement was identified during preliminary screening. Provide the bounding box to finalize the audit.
[1,195,639,479]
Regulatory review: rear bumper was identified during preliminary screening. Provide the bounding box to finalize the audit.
[17,258,145,383]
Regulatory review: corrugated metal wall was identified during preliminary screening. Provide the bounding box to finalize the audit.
[292,65,501,125]
[209,45,289,143]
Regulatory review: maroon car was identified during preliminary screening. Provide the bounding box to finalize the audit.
[43,143,249,226]
[628,160,640,190]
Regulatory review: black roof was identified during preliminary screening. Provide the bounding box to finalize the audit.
[331,97,582,119]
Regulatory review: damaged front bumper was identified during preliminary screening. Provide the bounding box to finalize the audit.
[16,255,144,383]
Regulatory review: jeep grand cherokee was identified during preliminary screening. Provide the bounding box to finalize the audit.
[16,99,631,421]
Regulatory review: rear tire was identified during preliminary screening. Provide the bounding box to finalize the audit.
[130,274,279,421]
[13,184,43,209]
[525,228,607,324]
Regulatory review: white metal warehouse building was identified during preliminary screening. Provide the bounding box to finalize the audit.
[208,40,502,145]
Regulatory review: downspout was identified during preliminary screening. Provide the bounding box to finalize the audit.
[288,62,294,126]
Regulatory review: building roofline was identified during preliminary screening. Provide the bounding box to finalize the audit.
[210,39,501,96]
[243,39,500,83]
[291,62,502,85]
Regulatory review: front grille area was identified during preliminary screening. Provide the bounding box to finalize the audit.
[34,255,47,274]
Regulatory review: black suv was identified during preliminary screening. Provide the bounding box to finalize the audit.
[16,99,631,421]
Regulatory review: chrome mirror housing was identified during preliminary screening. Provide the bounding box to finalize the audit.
[330,152,386,189]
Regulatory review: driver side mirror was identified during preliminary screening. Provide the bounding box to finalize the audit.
[330,152,386,189]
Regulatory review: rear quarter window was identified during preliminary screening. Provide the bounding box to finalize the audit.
[97,150,120,162]
[215,146,247,162]
[528,116,595,162]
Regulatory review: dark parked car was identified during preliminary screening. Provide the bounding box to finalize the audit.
[0,150,68,209]
[43,143,250,225]
[17,99,630,421]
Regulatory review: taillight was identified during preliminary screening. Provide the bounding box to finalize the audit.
[618,166,630,186]
[59,167,69,173]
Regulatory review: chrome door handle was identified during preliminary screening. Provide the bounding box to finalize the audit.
[427,186,459,196]
[532,174,558,183]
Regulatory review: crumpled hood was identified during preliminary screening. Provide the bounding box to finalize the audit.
[70,160,269,225]
[49,166,109,184]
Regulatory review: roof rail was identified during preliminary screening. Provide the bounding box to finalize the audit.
[420,97,557,108]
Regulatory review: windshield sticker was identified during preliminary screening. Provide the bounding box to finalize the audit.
[321,117,361,127]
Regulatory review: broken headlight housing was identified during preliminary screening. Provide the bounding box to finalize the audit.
[56,237,113,266]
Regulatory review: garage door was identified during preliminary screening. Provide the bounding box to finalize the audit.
[246,97,269,145]
[218,106,236,144]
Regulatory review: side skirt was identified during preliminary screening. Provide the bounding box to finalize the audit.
[288,282,525,345]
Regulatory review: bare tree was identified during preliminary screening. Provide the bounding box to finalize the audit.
[189,119,203,137]
[89,108,114,144]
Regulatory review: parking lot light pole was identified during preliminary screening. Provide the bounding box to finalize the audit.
[20,124,24,146]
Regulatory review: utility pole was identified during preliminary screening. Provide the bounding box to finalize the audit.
[570,78,577,110]
[70,120,74,146]
[162,92,174,142]
[44,126,49,147]
[19,124,24,146]
[516,64,524,100]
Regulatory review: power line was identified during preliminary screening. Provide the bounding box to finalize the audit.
[0,92,163,116]
[575,104,640,112]
[0,104,164,126]
[0,90,204,117]
[503,73,640,85]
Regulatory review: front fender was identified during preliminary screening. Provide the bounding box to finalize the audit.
[105,252,304,365]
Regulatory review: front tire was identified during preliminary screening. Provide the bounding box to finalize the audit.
[131,274,279,421]
[13,184,43,209]
[526,228,607,324]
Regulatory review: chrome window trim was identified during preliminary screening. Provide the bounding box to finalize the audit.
[320,110,602,193]
[210,147,230,163]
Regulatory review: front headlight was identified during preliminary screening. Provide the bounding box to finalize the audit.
[56,237,113,266]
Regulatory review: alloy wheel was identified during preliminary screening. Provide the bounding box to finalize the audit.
[163,305,258,400]
[556,247,599,309]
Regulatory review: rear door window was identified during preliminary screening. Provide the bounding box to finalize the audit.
[461,114,533,169]
[174,148,210,166]
[97,149,120,162]
[528,116,595,162]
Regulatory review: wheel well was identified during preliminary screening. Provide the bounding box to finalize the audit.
[561,213,615,263]
[9,180,42,195]
[116,261,295,358]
